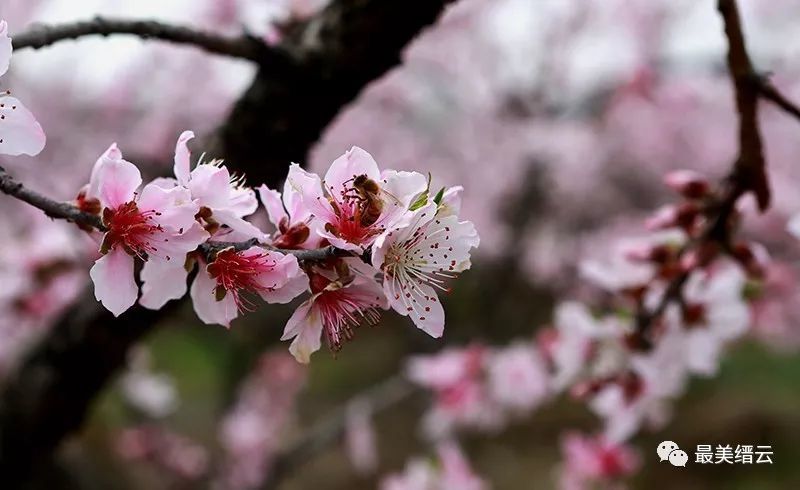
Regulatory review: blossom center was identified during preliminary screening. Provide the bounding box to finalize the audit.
[102,202,162,258]
[208,249,277,310]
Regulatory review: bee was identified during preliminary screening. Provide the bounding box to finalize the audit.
[346,174,401,227]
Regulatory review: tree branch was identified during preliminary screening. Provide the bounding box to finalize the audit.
[11,17,274,63]
[633,0,777,344]
[0,167,105,230]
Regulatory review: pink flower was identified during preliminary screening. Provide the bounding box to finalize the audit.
[168,130,262,239]
[0,20,46,156]
[190,246,308,328]
[292,146,427,252]
[407,346,499,438]
[486,343,550,413]
[257,163,322,249]
[87,144,208,316]
[280,259,387,363]
[373,203,479,337]
[559,432,640,490]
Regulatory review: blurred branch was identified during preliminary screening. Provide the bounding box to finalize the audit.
[0,0,456,483]
[11,17,275,62]
[0,167,104,230]
[633,0,777,344]
[263,376,417,490]
[717,0,769,210]
[757,77,800,121]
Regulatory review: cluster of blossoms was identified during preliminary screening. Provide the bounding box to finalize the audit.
[392,169,777,488]
[407,342,551,439]
[74,134,478,362]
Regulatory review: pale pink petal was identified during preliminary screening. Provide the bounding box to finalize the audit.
[288,164,334,222]
[381,170,428,208]
[323,146,381,195]
[257,184,288,229]
[212,208,269,242]
[283,164,313,221]
[0,20,10,78]
[138,183,199,231]
[188,164,231,209]
[226,186,258,217]
[173,130,194,186]
[438,186,464,217]
[90,248,138,316]
[154,223,209,259]
[386,278,445,338]
[251,251,308,304]
[190,266,238,328]
[281,301,322,363]
[94,145,141,209]
[0,96,46,156]
[139,260,190,310]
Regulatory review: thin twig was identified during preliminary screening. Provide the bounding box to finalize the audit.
[0,167,104,230]
[757,78,800,121]
[11,17,275,63]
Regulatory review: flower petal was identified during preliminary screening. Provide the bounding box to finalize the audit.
[173,130,194,186]
[190,265,238,328]
[0,96,46,156]
[257,184,288,229]
[281,300,322,363]
[324,146,381,196]
[252,251,309,304]
[138,183,199,232]
[94,144,141,209]
[90,248,138,316]
[139,259,190,310]
[188,164,231,210]
[0,20,10,78]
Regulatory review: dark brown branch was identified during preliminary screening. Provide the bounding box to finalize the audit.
[0,167,105,230]
[718,0,769,210]
[11,17,273,63]
[757,78,800,121]
[263,376,416,490]
[634,0,776,343]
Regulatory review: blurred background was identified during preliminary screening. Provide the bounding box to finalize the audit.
[2,0,800,488]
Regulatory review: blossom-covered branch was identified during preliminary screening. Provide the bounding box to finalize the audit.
[629,0,776,344]
[0,1,460,484]
[0,166,347,265]
[11,17,274,62]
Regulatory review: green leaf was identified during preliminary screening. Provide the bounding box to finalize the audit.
[432,186,446,205]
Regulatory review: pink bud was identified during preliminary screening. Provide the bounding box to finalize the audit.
[664,170,710,198]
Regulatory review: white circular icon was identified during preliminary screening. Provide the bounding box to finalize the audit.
[657,441,687,467]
